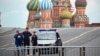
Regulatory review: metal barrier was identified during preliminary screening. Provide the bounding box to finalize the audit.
[0,46,100,56]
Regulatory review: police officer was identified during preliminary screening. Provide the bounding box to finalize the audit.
[22,27,32,55]
[31,31,38,46]
[31,31,38,55]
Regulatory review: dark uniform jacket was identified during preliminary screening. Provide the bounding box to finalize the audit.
[31,35,38,46]
[22,31,32,46]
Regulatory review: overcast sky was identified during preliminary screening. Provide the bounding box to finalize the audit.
[0,0,100,28]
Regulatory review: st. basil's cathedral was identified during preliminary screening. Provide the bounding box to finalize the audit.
[26,0,89,28]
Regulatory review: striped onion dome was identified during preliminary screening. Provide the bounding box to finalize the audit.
[40,0,53,10]
[27,0,39,11]
[60,9,72,19]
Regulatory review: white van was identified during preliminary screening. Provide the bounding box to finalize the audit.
[37,29,62,46]
[36,29,62,54]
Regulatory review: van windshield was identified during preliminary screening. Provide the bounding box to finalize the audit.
[37,32,56,40]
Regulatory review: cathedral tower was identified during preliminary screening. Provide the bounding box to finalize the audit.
[51,0,71,28]
[72,0,89,27]
[27,0,39,28]
[39,0,53,28]
[60,4,72,27]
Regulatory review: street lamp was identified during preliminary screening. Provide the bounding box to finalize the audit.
[0,12,1,27]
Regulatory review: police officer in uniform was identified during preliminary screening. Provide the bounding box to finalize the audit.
[22,27,32,55]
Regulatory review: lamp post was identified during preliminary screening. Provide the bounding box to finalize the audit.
[0,12,1,27]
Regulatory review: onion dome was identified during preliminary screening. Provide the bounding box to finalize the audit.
[34,12,41,20]
[27,0,39,11]
[75,0,87,7]
[39,0,53,10]
[60,9,72,19]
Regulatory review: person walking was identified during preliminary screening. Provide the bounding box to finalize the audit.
[14,30,24,56]
[31,31,38,55]
[22,27,32,55]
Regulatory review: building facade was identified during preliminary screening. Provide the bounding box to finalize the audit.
[26,0,89,28]
[51,0,72,28]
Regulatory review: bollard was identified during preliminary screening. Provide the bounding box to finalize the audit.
[80,47,85,56]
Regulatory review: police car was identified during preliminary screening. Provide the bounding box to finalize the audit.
[37,29,62,54]
[37,29,62,46]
